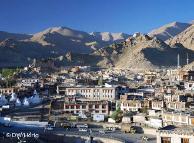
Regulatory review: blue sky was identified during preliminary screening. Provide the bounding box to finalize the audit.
[0,0,193,34]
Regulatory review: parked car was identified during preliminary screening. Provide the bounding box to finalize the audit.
[99,130,106,134]
[44,124,54,131]
[76,123,88,128]
[78,128,87,132]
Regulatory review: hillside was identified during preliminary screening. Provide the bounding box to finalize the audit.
[0,22,194,69]
[0,27,129,67]
[0,39,56,67]
[168,24,194,50]
[93,33,194,70]
[29,27,129,53]
[148,22,191,41]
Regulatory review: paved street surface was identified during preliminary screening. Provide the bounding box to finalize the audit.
[0,124,156,143]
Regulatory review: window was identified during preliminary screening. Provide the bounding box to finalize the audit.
[191,118,194,125]
[161,137,171,143]
[89,105,93,108]
[82,105,86,109]
[95,105,99,109]
[102,105,106,109]
[65,105,69,109]
[181,138,189,143]
[95,110,99,113]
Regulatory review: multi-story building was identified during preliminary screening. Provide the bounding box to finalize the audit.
[156,125,194,143]
[18,78,39,87]
[184,81,194,91]
[166,101,186,111]
[120,100,143,112]
[65,86,118,101]
[144,71,157,84]
[166,69,186,81]
[63,97,109,116]
[152,100,164,110]
[0,87,15,95]
[162,111,194,126]
[120,92,144,112]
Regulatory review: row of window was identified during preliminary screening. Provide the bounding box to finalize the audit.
[22,79,39,83]
[122,103,142,107]
[67,89,114,94]
[0,89,13,93]
[65,104,107,109]
[164,115,187,122]
[65,110,107,114]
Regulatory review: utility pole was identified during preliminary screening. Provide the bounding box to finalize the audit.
[177,54,180,69]
[187,53,189,65]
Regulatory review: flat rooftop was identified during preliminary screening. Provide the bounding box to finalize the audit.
[157,125,194,135]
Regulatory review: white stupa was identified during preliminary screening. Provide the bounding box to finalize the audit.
[29,90,42,104]
[10,93,17,102]
[15,98,21,107]
[23,97,30,106]
[0,94,8,106]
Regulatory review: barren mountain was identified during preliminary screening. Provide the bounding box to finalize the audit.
[0,31,32,42]
[0,38,57,67]
[30,27,129,53]
[168,24,194,50]
[93,33,194,70]
[0,27,129,67]
[0,22,194,69]
[148,22,191,41]
[29,27,95,53]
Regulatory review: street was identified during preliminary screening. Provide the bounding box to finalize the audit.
[0,125,156,143]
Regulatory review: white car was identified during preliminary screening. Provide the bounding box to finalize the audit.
[45,126,53,131]
[45,125,54,131]
[99,130,106,134]
[78,128,87,132]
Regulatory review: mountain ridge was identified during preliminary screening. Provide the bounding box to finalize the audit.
[0,21,194,69]
[148,22,191,41]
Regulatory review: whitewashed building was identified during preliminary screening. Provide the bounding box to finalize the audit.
[157,125,194,143]
[66,86,118,101]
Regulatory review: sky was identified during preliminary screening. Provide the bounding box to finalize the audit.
[0,0,194,34]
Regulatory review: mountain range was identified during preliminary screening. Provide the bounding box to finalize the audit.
[0,21,194,69]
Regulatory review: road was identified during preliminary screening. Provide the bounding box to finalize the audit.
[0,125,156,143]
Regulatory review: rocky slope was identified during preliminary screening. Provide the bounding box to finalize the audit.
[148,22,191,41]
[168,24,194,50]
[0,27,129,67]
[93,33,194,70]
[0,38,58,67]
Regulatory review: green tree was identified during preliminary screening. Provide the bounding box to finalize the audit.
[1,68,15,78]
[110,108,123,122]
[0,68,20,87]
